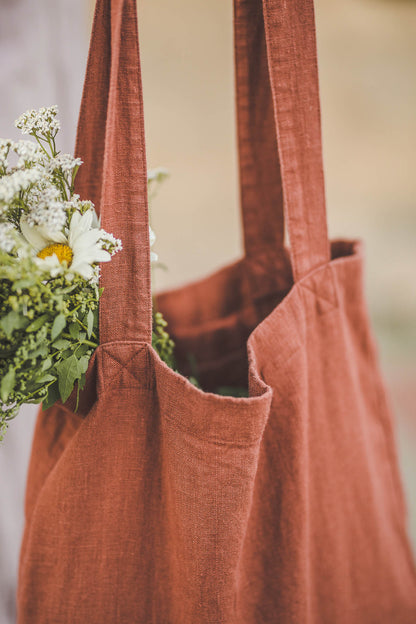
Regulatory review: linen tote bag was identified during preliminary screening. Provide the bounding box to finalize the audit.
[18,0,416,622]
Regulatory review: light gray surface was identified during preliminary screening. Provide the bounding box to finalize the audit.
[0,407,37,624]
[0,1,88,621]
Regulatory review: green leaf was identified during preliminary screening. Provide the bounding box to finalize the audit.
[41,357,53,372]
[12,278,35,290]
[35,373,56,385]
[216,386,249,398]
[51,313,66,341]
[78,356,90,375]
[52,338,71,350]
[1,368,16,402]
[86,309,94,339]
[26,314,49,333]
[56,355,81,403]
[1,310,30,338]
[68,322,80,340]
[78,373,87,391]
[75,343,90,357]
[57,284,78,295]
[26,395,45,406]
[42,381,60,411]
[28,343,48,359]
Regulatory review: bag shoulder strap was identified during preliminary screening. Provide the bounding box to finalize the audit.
[235,0,330,281]
[75,0,151,345]
[234,0,284,258]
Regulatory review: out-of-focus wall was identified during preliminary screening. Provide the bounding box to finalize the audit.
[316,0,416,554]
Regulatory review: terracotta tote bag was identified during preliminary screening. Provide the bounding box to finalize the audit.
[17,0,416,622]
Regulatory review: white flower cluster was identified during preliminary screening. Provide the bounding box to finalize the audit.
[77,199,96,216]
[25,182,66,233]
[14,105,60,136]
[0,105,124,281]
[0,168,43,209]
[27,203,67,234]
[0,221,16,253]
[46,153,82,174]
[0,139,12,169]
[99,230,123,256]
[61,195,93,220]
[13,140,44,168]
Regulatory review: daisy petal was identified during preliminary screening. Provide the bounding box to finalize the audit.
[20,216,50,251]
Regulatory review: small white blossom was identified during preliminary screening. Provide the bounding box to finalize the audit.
[26,202,67,235]
[25,181,66,234]
[13,140,43,168]
[59,194,81,214]
[0,221,17,253]
[0,168,43,208]
[0,139,12,169]
[99,230,123,256]
[15,105,60,136]
[91,264,101,283]
[46,153,82,174]
[26,179,59,210]
[79,200,97,221]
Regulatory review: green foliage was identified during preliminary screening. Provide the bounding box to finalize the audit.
[152,312,248,397]
[216,386,249,398]
[152,310,176,370]
[0,250,99,440]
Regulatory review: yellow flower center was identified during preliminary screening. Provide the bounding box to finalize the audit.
[37,243,73,266]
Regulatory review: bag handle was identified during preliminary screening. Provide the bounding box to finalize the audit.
[235,0,330,281]
[74,0,152,345]
[234,0,285,259]
[75,0,329,346]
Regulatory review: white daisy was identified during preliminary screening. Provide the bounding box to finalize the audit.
[67,210,111,280]
[20,209,111,281]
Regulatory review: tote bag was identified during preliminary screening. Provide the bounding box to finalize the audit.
[18,0,416,622]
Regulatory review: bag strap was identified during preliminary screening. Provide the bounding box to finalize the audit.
[75,0,329,345]
[74,0,151,345]
[235,0,330,281]
[234,0,285,259]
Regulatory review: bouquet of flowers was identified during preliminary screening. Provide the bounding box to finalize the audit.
[0,106,246,441]
[0,106,169,439]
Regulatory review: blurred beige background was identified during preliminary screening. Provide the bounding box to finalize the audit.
[0,0,415,621]
[137,0,416,547]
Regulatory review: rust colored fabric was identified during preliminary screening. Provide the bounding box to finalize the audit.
[18,0,416,622]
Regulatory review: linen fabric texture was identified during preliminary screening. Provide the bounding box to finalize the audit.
[18,0,416,622]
